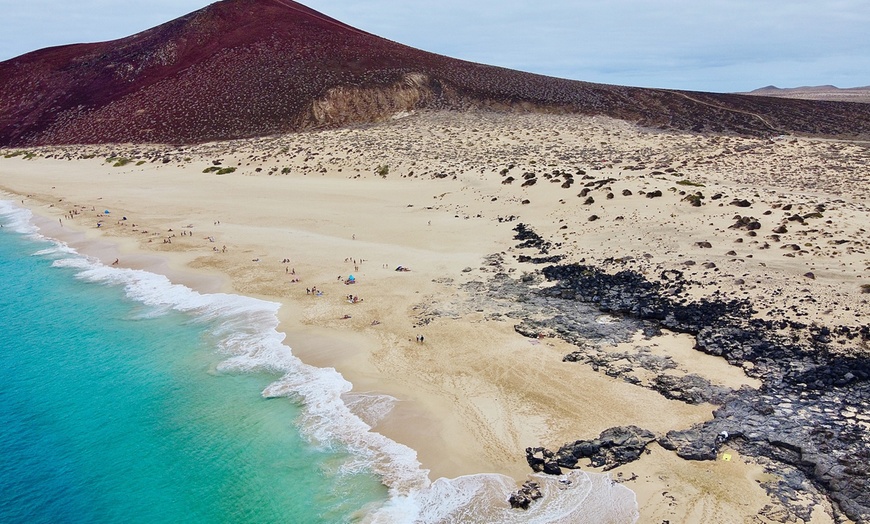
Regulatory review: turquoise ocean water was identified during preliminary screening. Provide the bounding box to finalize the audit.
[0,199,639,524]
[0,202,391,523]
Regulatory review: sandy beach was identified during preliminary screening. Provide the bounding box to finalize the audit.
[2,110,868,523]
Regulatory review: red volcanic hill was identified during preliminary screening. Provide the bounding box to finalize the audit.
[2,0,870,146]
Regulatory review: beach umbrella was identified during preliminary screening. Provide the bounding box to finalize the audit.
[103,210,110,214]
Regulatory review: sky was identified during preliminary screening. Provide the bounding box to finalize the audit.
[0,0,868,93]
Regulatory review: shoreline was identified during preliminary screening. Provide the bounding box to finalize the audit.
[1,188,646,523]
[6,191,566,483]
[3,110,868,522]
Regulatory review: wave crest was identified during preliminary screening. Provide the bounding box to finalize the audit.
[2,198,639,522]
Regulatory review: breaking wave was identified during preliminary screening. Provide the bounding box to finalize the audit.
[0,198,639,523]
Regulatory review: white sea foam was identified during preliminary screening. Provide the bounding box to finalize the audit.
[0,199,39,235]
[369,470,638,524]
[1,198,641,523]
[343,393,400,428]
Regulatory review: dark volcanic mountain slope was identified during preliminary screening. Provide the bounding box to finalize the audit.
[745,85,870,104]
[2,0,870,146]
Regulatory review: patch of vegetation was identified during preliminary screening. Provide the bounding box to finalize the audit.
[106,156,133,167]
[136,160,146,166]
[215,167,236,175]
[682,193,705,207]
[203,166,221,173]
[676,179,705,187]
[281,167,291,174]
[375,164,389,177]
[0,150,35,160]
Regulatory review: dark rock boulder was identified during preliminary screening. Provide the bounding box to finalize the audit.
[729,215,761,231]
[508,481,543,510]
[553,426,656,471]
[526,447,564,475]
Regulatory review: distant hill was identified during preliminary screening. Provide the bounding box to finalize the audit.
[745,85,870,104]
[2,0,870,146]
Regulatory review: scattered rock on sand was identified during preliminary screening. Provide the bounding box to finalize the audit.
[508,481,543,510]
[546,426,657,471]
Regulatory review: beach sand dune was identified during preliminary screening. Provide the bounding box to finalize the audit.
[2,110,867,522]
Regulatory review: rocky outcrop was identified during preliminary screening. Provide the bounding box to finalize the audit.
[533,262,870,522]
[553,426,657,470]
[652,373,731,405]
[508,480,543,510]
[304,73,448,128]
[511,223,567,264]
[525,447,564,475]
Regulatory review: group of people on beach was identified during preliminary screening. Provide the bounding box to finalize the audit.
[344,257,365,272]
